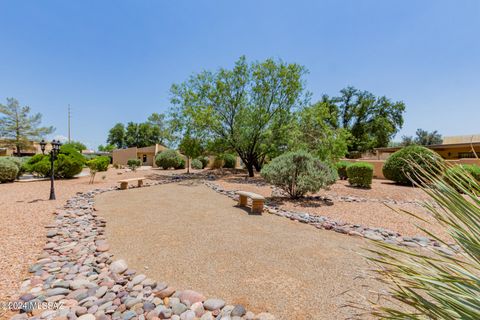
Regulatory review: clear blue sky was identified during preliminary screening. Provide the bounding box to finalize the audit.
[1,0,479,149]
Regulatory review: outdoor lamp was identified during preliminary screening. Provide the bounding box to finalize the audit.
[39,139,46,154]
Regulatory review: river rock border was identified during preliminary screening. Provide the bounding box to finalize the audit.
[204,181,459,256]
[10,177,275,320]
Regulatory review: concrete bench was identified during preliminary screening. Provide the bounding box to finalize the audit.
[118,177,145,190]
[236,191,265,214]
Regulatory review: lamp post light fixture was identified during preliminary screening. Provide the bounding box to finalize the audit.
[40,139,62,200]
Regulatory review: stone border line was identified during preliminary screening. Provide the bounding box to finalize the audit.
[204,181,459,256]
[9,177,275,320]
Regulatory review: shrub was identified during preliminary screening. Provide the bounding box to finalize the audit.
[346,162,373,188]
[22,146,84,179]
[87,156,109,172]
[211,156,224,169]
[176,157,186,169]
[191,158,203,169]
[261,150,337,199]
[0,158,19,183]
[197,156,209,169]
[222,154,237,168]
[54,146,85,178]
[335,161,351,180]
[382,145,443,185]
[155,149,183,169]
[127,159,141,171]
[5,156,29,178]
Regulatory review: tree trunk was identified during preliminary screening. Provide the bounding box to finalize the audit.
[16,144,21,156]
[253,159,262,172]
[186,157,190,174]
[246,164,254,177]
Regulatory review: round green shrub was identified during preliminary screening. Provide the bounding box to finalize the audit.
[197,156,209,169]
[0,158,19,183]
[87,156,110,172]
[5,156,30,178]
[55,146,85,178]
[383,145,443,185]
[155,149,183,170]
[347,162,374,188]
[335,161,351,180]
[261,150,337,199]
[222,154,237,168]
[127,159,141,171]
[191,158,203,169]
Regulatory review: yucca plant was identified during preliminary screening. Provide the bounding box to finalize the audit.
[366,158,480,319]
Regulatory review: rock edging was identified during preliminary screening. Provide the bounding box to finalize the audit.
[11,178,275,320]
[204,181,459,256]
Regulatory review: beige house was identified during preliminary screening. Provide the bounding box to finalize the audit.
[112,144,168,167]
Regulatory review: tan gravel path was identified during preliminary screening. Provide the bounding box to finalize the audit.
[0,167,184,311]
[95,181,385,320]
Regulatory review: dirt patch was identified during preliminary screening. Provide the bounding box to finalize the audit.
[95,182,385,319]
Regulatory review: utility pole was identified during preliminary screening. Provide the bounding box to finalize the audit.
[68,104,71,143]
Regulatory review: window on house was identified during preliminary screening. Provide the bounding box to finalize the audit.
[143,154,147,163]
[458,152,476,158]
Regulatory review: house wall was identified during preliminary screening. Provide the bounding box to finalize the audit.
[112,147,138,166]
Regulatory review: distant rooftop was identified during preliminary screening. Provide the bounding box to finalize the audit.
[442,134,480,145]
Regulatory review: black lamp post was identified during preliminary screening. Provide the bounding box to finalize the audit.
[40,139,62,200]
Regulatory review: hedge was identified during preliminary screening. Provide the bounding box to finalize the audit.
[347,162,373,188]
[0,158,19,183]
[335,161,351,180]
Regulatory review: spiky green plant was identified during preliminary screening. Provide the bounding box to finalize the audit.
[367,158,480,319]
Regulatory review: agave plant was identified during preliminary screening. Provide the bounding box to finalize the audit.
[367,159,480,319]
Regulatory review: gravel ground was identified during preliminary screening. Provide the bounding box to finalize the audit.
[216,175,451,241]
[0,167,183,306]
[95,181,386,319]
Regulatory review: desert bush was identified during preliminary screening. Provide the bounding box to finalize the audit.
[368,161,480,319]
[211,156,224,169]
[127,159,141,171]
[346,162,373,188]
[382,145,443,185]
[261,150,337,199]
[86,156,109,183]
[335,160,351,180]
[22,146,84,179]
[191,158,203,169]
[5,156,29,178]
[0,158,19,183]
[176,157,186,169]
[197,156,209,169]
[155,149,183,170]
[221,154,236,168]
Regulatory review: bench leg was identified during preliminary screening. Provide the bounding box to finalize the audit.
[251,200,264,214]
[120,182,128,190]
[238,195,248,206]
[138,180,143,187]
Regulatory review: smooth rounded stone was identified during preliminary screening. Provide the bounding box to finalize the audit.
[125,298,142,308]
[132,274,146,286]
[155,282,168,292]
[77,315,96,320]
[75,306,88,316]
[245,311,255,320]
[152,297,163,306]
[171,316,180,320]
[171,302,188,315]
[187,302,202,317]
[45,294,66,302]
[46,287,71,296]
[104,292,117,301]
[203,299,225,311]
[177,290,205,305]
[95,286,108,298]
[179,310,195,320]
[143,302,156,312]
[155,287,175,299]
[231,305,246,317]
[158,307,173,319]
[200,312,214,320]
[52,280,71,288]
[19,293,35,302]
[70,279,94,290]
[142,278,156,288]
[95,240,110,252]
[111,260,128,274]
[10,314,28,320]
[364,232,384,241]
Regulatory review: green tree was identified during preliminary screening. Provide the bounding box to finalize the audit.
[178,130,204,173]
[414,128,443,145]
[124,122,162,148]
[321,87,405,153]
[98,144,115,152]
[107,123,125,148]
[295,101,350,163]
[147,112,172,146]
[170,56,308,177]
[63,140,87,152]
[0,98,54,155]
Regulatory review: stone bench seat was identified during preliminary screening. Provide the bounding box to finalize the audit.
[236,191,265,214]
[118,177,145,190]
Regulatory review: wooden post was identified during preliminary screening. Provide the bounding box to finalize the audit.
[251,199,264,214]
[120,182,128,190]
[138,179,143,187]
[238,194,248,206]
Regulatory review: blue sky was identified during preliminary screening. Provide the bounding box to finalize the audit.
[1,0,479,149]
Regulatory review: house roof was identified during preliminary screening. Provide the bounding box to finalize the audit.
[375,141,480,153]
